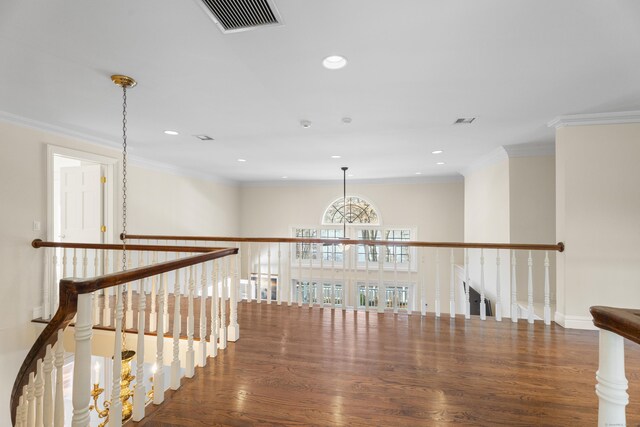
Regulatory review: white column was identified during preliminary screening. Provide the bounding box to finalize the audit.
[154,274,166,405]
[219,258,228,350]
[228,254,240,342]
[527,250,534,324]
[186,266,195,378]
[71,293,92,427]
[511,251,518,323]
[133,278,147,421]
[198,262,208,366]
[480,249,486,320]
[596,329,628,427]
[108,286,123,427]
[43,345,54,427]
[209,260,219,358]
[170,269,182,390]
[449,249,455,318]
[495,250,502,322]
[544,251,551,325]
[53,331,65,427]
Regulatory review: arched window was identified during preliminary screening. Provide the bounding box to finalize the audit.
[322,196,380,225]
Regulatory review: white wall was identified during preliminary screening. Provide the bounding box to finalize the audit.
[0,120,239,424]
[556,123,640,328]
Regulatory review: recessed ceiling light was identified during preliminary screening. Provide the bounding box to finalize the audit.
[347,174,354,177]
[342,117,352,124]
[322,55,347,70]
[437,162,445,165]
[237,158,247,162]
[300,120,312,128]
[164,130,179,135]
[331,155,342,159]
[415,172,422,175]
[195,135,214,141]
[432,150,443,154]
[281,176,288,179]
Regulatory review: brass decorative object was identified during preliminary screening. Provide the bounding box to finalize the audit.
[89,350,136,426]
[110,74,137,88]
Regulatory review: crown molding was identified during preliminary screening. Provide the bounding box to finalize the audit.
[503,141,555,158]
[0,110,232,185]
[460,147,508,177]
[548,110,640,128]
[240,174,463,188]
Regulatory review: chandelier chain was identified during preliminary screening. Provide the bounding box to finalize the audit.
[121,85,128,351]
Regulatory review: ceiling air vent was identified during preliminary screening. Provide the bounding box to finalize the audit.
[196,0,283,34]
[453,117,476,125]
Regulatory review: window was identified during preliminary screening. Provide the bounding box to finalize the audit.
[294,228,343,262]
[320,228,344,262]
[295,228,317,260]
[357,229,411,264]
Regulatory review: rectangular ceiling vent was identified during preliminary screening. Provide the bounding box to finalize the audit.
[197,0,283,34]
[453,117,476,125]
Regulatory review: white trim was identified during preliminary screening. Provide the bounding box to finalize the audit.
[321,194,382,226]
[503,141,555,158]
[554,312,598,330]
[241,175,463,187]
[32,306,43,320]
[548,110,640,128]
[460,147,508,177]
[128,155,235,185]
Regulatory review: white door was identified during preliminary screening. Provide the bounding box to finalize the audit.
[60,164,103,243]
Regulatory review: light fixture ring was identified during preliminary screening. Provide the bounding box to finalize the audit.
[111,75,137,88]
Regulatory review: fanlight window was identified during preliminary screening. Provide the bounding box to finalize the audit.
[323,196,379,225]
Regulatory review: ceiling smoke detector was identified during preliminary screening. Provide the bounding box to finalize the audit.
[453,117,476,124]
[195,0,283,34]
[195,135,214,141]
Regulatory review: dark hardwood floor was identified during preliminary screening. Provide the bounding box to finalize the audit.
[129,301,640,426]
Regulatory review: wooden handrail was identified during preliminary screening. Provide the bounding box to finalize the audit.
[11,247,238,425]
[122,233,565,252]
[590,306,640,346]
[31,239,227,253]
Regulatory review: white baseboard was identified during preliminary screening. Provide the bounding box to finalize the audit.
[554,311,598,330]
[32,306,42,320]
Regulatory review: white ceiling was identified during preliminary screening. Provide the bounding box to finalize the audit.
[1,0,640,182]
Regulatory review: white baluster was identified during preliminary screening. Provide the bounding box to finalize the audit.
[287,243,293,307]
[480,249,486,320]
[93,251,100,325]
[246,244,252,302]
[257,244,262,304]
[43,345,53,426]
[320,242,325,306]
[170,268,182,390]
[149,252,158,332]
[297,248,303,308]
[308,243,313,309]
[511,251,518,323]
[407,246,412,315]
[198,263,208,366]
[209,260,219,358]
[267,244,272,305]
[527,250,534,324]
[102,250,111,326]
[26,374,35,427]
[277,243,282,305]
[109,286,123,427]
[449,248,455,318]
[71,293,92,427]
[495,250,502,321]
[228,255,240,342]
[393,246,398,314]
[465,248,470,320]
[596,330,628,426]
[125,253,134,329]
[544,251,551,325]
[72,248,77,278]
[62,249,68,279]
[364,244,370,311]
[163,254,169,332]
[186,266,195,378]
[34,359,43,427]
[154,273,166,405]
[43,249,51,320]
[53,331,64,427]
[434,250,441,318]
[219,258,228,350]
[377,244,384,313]
[82,249,88,278]
[51,249,59,316]
[17,394,25,427]
[133,277,147,421]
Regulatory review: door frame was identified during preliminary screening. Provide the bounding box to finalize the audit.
[47,145,119,244]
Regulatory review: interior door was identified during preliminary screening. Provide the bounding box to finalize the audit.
[60,164,103,243]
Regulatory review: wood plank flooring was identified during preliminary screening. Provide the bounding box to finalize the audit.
[131,302,640,426]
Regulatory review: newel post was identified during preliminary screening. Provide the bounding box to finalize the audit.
[71,293,93,427]
[596,329,628,426]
